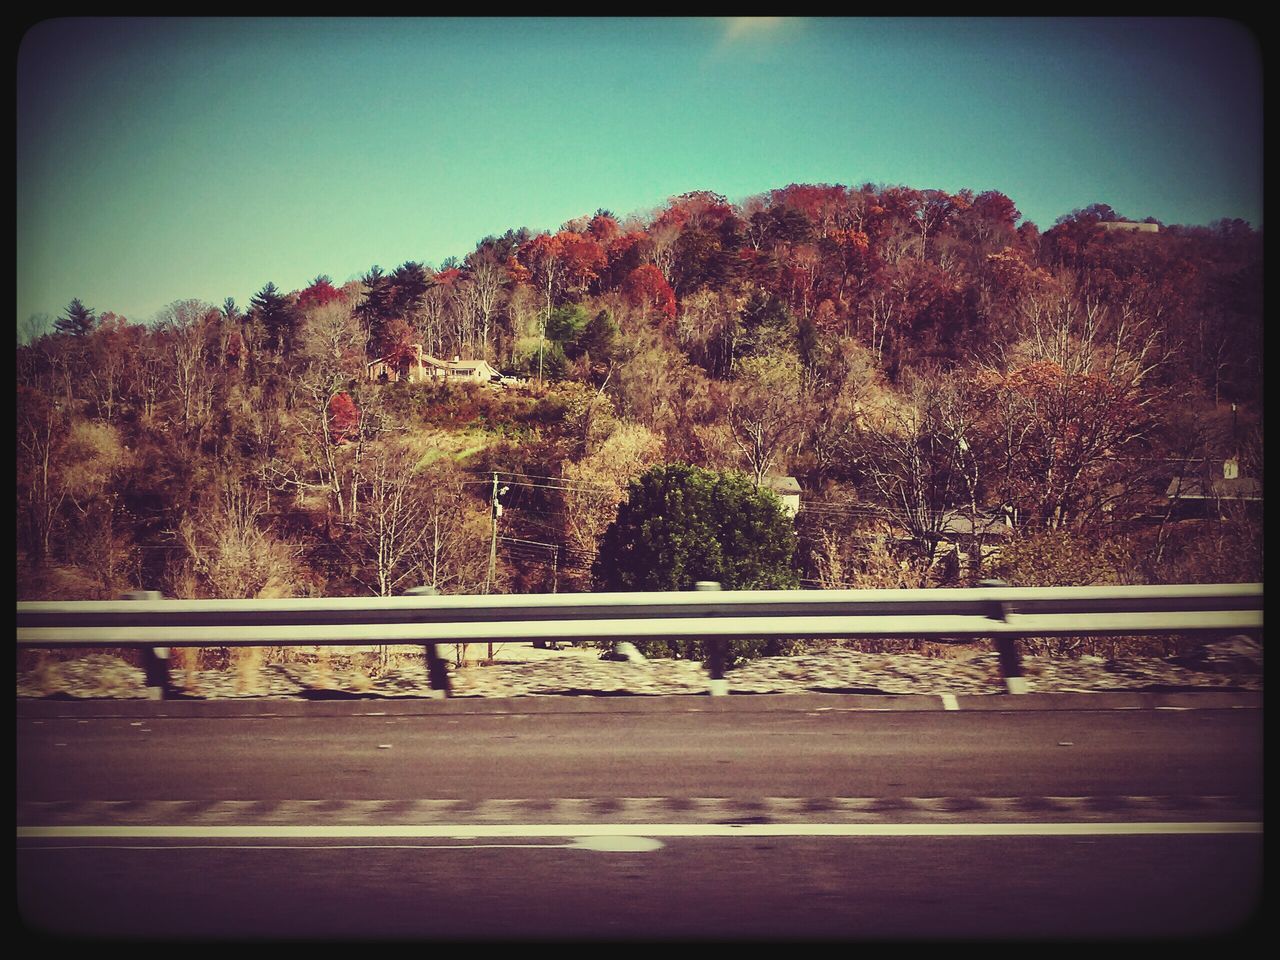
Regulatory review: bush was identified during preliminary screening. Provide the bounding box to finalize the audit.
[593,463,799,665]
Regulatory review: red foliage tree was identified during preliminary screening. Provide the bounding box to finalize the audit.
[327,392,360,445]
[297,276,344,313]
[624,264,677,324]
[558,231,607,297]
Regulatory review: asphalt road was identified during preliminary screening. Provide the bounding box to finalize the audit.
[17,693,1264,940]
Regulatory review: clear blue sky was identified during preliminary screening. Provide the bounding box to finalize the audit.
[17,17,1262,330]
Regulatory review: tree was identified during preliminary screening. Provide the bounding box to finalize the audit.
[971,360,1146,529]
[356,266,393,354]
[858,371,983,572]
[250,282,298,356]
[515,232,568,384]
[155,299,218,435]
[562,422,665,584]
[296,275,343,313]
[594,464,798,592]
[727,351,803,486]
[410,460,493,595]
[623,263,677,325]
[56,298,96,338]
[462,243,509,359]
[327,392,360,445]
[347,443,430,597]
[388,261,432,330]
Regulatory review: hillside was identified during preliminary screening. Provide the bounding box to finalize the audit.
[17,184,1264,605]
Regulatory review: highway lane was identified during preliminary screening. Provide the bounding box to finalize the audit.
[17,695,1263,939]
[17,835,1261,939]
[17,700,1264,801]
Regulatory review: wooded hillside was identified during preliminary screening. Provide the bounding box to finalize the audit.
[17,184,1263,602]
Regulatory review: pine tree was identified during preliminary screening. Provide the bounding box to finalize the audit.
[55,298,96,337]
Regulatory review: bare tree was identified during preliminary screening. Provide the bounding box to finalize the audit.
[858,372,973,568]
[411,461,491,595]
[727,351,803,486]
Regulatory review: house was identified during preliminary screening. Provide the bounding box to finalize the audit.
[925,509,1013,579]
[367,344,499,384]
[1098,220,1160,233]
[930,509,1014,542]
[762,475,802,518]
[1166,457,1262,519]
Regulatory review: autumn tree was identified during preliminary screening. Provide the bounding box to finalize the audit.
[296,275,344,313]
[297,295,365,379]
[85,312,139,422]
[727,350,803,486]
[562,421,665,584]
[516,233,568,383]
[462,243,510,359]
[347,443,431,597]
[154,299,218,436]
[327,392,360,445]
[971,360,1147,529]
[857,372,976,569]
[171,486,301,601]
[623,263,677,326]
[17,385,69,565]
[410,460,491,595]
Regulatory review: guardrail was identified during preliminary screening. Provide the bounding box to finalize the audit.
[17,581,1262,698]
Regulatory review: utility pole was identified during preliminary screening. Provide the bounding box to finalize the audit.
[485,472,507,662]
[486,472,507,594]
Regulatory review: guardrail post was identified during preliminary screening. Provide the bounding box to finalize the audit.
[126,590,173,700]
[979,579,1028,694]
[403,586,451,698]
[696,581,729,696]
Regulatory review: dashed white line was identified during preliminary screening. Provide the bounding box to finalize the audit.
[16,821,1261,840]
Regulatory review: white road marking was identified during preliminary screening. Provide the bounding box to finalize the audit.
[16,821,1261,840]
[18,841,633,852]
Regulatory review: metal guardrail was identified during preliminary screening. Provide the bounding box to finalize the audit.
[16,582,1262,698]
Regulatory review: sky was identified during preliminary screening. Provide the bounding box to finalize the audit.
[17,17,1263,332]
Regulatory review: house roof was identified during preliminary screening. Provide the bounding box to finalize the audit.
[763,475,801,496]
[1166,476,1262,501]
[929,510,1012,540]
[366,350,486,372]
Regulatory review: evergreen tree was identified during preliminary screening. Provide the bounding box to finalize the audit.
[55,298,96,337]
[389,261,431,323]
[356,266,392,357]
[249,282,297,356]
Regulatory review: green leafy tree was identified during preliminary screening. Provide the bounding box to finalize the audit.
[545,303,590,353]
[579,308,617,366]
[594,463,798,591]
[593,464,799,662]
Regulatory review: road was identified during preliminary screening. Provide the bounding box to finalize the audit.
[17,693,1263,940]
